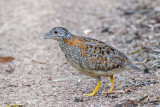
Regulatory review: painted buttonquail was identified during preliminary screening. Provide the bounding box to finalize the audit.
[45,27,142,96]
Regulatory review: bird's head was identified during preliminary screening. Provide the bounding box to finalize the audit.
[44,27,72,40]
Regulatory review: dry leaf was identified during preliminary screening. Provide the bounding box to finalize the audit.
[0,56,15,64]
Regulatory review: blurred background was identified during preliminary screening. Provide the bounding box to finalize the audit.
[0,0,160,107]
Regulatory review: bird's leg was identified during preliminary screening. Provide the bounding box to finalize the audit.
[108,75,114,93]
[103,75,125,94]
[103,75,114,94]
[84,81,102,97]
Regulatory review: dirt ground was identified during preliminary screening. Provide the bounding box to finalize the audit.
[0,0,160,107]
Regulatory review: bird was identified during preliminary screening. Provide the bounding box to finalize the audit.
[44,27,142,96]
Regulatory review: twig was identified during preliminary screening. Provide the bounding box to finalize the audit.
[52,76,94,82]
[32,60,48,65]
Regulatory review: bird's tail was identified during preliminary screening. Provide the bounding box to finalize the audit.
[125,60,143,72]
[128,63,142,71]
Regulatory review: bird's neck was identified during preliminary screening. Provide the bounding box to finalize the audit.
[58,35,74,51]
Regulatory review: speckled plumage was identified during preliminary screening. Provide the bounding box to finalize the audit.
[61,36,127,78]
[45,27,142,96]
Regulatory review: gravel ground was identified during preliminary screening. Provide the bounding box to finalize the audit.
[0,0,160,107]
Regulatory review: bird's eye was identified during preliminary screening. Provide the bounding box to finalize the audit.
[54,31,58,34]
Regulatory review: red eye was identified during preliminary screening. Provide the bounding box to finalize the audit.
[54,31,58,34]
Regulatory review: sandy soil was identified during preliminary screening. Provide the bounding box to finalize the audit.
[0,0,160,107]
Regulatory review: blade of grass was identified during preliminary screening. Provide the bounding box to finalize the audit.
[6,104,25,107]
[131,50,144,54]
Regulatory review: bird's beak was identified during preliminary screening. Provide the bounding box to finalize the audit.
[44,33,51,39]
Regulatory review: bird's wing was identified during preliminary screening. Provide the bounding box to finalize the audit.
[79,36,128,71]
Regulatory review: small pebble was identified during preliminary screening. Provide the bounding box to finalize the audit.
[136,56,143,62]
[124,10,135,15]
[143,67,150,73]
[74,95,84,102]
[101,27,109,33]
[83,29,93,35]
[78,79,82,82]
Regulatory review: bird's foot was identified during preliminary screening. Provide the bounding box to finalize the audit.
[84,81,102,97]
[102,88,113,94]
[102,89,124,94]
[108,88,114,93]
[83,92,96,97]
